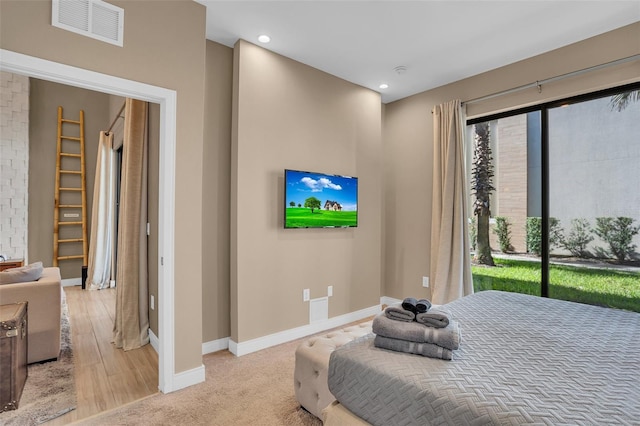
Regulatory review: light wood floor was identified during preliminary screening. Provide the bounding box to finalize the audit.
[48,286,159,425]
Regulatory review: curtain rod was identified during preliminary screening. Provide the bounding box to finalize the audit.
[463,54,640,106]
[105,101,126,134]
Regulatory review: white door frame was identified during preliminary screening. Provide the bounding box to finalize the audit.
[0,49,179,393]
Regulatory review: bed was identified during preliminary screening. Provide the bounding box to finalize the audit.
[327,290,640,425]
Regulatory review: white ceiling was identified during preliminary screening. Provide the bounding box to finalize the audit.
[197,1,640,103]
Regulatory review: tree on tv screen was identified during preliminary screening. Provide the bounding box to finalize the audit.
[304,196,321,213]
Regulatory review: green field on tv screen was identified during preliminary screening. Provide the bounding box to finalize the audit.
[285,208,357,228]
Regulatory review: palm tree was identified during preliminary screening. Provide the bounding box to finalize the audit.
[609,90,640,112]
[471,122,495,266]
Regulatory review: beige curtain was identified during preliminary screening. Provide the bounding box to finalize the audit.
[87,131,115,290]
[430,100,473,305]
[113,98,150,350]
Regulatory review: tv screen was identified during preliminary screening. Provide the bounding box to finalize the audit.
[284,169,358,228]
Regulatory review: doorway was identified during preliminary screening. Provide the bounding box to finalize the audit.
[0,49,181,392]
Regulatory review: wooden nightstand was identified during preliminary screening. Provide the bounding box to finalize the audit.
[0,260,24,272]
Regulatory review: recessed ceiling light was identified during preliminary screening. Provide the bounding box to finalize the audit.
[258,34,271,43]
[379,83,389,89]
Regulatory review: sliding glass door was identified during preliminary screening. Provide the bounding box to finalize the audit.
[466,111,542,296]
[547,89,640,311]
[467,84,640,312]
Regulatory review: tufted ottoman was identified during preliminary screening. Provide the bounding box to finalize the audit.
[294,321,373,418]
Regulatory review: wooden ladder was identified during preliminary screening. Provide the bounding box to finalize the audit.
[53,106,88,269]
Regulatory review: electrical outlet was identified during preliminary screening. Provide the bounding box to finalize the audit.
[303,289,310,302]
[422,276,429,288]
[328,285,333,297]
[150,294,155,310]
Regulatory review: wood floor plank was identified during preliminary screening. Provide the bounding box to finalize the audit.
[107,370,156,406]
[51,286,159,423]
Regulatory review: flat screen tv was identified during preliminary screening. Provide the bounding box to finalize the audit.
[284,169,358,228]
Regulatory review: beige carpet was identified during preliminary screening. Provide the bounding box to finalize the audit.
[1,294,76,425]
[75,332,336,425]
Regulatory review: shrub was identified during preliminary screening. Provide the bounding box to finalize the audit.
[493,217,513,253]
[526,217,541,255]
[561,218,594,257]
[594,217,640,262]
[526,217,562,256]
[549,218,563,251]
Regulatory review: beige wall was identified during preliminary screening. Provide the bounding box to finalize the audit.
[28,78,108,279]
[202,41,233,342]
[1,0,206,373]
[231,40,382,343]
[383,22,640,300]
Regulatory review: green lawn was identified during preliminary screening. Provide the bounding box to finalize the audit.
[472,258,640,312]
[285,207,357,228]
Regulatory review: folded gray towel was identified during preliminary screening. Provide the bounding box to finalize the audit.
[384,303,415,322]
[415,298,432,313]
[416,307,452,328]
[373,312,460,350]
[401,297,418,314]
[374,335,453,360]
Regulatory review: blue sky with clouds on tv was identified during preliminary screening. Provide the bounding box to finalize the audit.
[285,170,358,211]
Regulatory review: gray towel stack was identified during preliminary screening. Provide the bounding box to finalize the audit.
[375,301,461,360]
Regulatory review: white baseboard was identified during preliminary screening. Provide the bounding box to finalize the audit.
[62,277,82,287]
[149,329,159,354]
[229,304,380,357]
[171,364,205,392]
[149,329,205,391]
[202,337,229,355]
[380,296,402,306]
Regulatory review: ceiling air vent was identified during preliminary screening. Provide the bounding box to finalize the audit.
[52,0,124,47]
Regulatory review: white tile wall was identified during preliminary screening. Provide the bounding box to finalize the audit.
[0,71,29,261]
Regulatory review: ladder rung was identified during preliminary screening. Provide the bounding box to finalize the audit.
[58,204,82,208]
[61,136,81,141]
[59,187,82,191]
[61,118,81,124]
[57,255,84,261]
[60,153,81,158]
[60,170,81,174]
[58,238,84,243]
[58,221,83,226]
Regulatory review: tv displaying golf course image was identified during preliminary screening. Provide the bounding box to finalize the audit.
[284,169,358,228]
